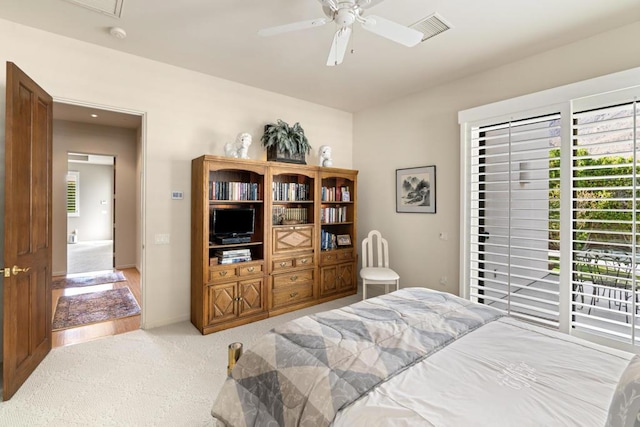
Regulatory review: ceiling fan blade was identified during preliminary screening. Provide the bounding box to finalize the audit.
[258,17,329,37]
[356,0,387,9]
[318,0,338,11]
[360,15,423,47]
[326,26,352,66]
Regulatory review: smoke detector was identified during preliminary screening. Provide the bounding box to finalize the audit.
[109,26,127,39]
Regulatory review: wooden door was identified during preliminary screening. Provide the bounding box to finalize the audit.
[207,282,237,325]
[3,62,53,400]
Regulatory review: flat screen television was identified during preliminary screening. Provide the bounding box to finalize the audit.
[211,208,255,237]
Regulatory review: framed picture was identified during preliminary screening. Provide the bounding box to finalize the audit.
[396,165,436,213]
[336,234,352,246]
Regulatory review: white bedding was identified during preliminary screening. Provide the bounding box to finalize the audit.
[335,317,633,427]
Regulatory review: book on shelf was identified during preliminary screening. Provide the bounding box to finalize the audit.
[218,255,252,264]
[272,182,310,201]
[321,185,351,202]
[210,181,259,201]
[272,206,308,225]
[320,206,348,223]
[214,249,251,259]
[320,229,338,250]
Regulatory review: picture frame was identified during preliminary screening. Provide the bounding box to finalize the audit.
[336,234,352,246]
[396,165,436,214]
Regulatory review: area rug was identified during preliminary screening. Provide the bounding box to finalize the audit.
[52,270,126,290]
[52,287,140,331]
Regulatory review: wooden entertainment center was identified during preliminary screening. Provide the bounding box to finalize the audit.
[191,155,358,334]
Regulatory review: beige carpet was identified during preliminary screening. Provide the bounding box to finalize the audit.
[0,292,362,426]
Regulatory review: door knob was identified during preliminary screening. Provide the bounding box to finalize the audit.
[0,266,31,277]
[12,266,30,275]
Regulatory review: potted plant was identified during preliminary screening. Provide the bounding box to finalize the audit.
[261,119,312,164]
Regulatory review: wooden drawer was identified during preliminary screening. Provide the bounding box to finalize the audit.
[272,258,294,271]
[209,266,238,282]
[294,254,314,268]
[238,263,263,277]
[272,282,313,308]
[320,249,353,265]
[273,225,314,253]
[209,261,263,282]
[272,269,314,289]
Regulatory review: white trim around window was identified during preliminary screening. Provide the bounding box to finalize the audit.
[459,66,640,353]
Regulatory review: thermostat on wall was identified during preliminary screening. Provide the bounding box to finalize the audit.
[171,191,184,200]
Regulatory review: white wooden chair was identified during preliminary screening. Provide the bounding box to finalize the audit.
[360,230,400,300]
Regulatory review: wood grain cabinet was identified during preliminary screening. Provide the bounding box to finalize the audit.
[191,155,357,334]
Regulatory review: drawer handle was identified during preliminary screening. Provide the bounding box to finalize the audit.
[280,262,287,267]
[290,275,298,281]
[219,271,227,277]
[247,267,255,272]
[326,255,332,260]
[234,297,244,301]
[289,292,298,298]
[300,259,308,264]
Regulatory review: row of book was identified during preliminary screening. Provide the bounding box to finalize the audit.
[320,230,338,251]
[321,186,351,202]
[320,206,348,224]
[272,182,310,201]
[210,181,259,201]
[272,206,308,225]
[213,248,252,264]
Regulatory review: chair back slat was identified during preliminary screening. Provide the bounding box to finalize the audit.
[362,230,389,268]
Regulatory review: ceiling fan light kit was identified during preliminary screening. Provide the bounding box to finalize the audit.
[258,0,424,66]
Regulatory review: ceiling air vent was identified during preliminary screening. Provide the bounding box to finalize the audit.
[63,0,124,18]
[410,13,451,42]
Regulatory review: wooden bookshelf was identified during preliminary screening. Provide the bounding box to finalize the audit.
[191,155,357,334]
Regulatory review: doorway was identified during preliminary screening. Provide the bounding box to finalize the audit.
[66,153,115,274]
[51,101,144,348]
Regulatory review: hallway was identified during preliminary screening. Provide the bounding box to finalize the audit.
[51,268,141,348]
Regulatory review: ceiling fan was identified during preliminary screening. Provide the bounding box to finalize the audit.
[258,0,424,66]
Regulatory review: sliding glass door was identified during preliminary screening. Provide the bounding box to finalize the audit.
[469,114,561,327]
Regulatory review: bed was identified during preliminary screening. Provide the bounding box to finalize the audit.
[211,288,640,426]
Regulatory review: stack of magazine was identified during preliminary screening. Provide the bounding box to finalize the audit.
[214,248,252,264]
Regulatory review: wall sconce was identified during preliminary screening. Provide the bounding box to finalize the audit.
[519,161,531,184]
[511,162,531,185]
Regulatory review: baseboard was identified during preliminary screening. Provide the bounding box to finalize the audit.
[142,313,190,330]
[53,271,66,277]
[115,263,136,270]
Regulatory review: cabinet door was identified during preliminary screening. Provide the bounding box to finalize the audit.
[337,263,355,292]
[273,225,314,253]
[206,282,237,325]
[238,278,265,317]
[320,265,338,296]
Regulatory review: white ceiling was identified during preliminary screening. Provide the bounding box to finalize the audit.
[1,0,640,113]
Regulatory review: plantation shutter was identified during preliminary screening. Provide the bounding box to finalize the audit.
[571,101,639,343]
[469,113,561,327]
[67,171,79,217]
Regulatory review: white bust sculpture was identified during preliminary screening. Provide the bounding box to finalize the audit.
[224,133,252,159]
[319,145,333,167]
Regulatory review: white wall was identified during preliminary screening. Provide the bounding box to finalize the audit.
[0,18,353,329]
[67,162,113,242]
[54,120,137,275]
[353,21,640,294]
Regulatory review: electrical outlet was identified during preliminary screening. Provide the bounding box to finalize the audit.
[439,232,448,240]
[439,276,448,286]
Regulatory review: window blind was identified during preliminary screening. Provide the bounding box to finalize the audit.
[67,171,79,217]
[469,113,561,327]
[571,102,639,343]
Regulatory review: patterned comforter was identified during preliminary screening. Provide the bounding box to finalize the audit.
[211,288,503,426]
